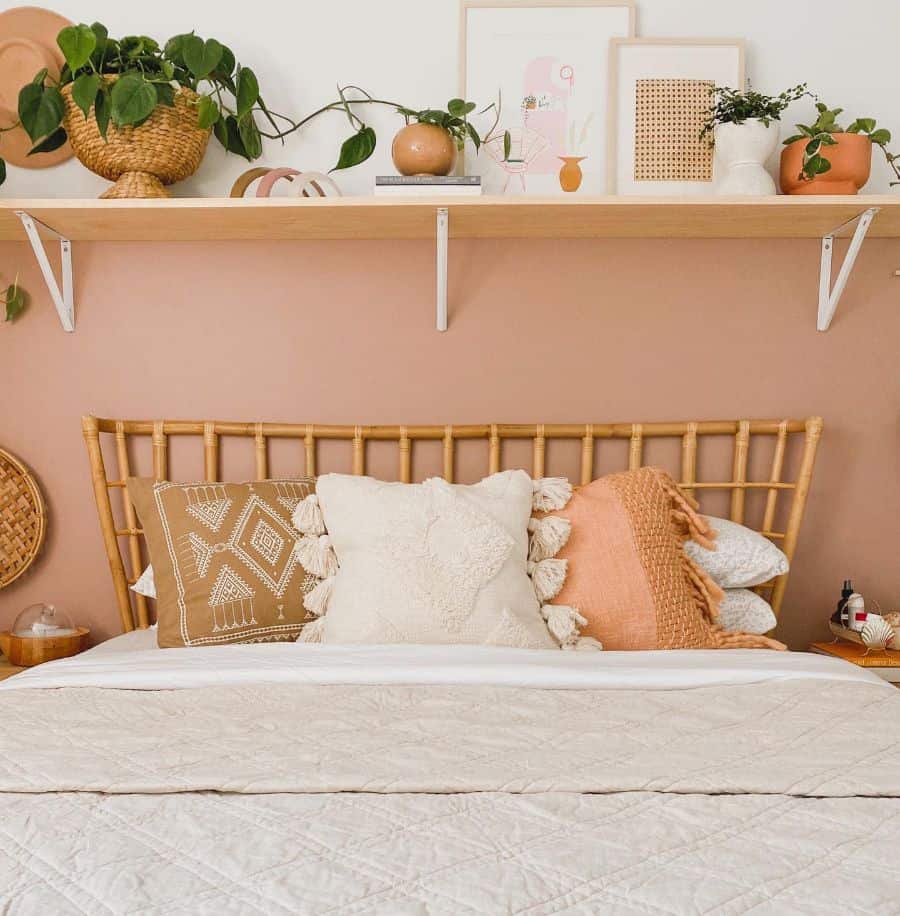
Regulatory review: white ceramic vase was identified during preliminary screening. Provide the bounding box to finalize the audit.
[714,119,778,196]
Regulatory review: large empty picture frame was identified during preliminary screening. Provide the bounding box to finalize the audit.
[608,38,745,195]
[461,0,635,195]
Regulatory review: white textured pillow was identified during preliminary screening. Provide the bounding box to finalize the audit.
[718,589,777,635]
[315,470,557,649]
[685,516,788,588]
[131,564,156,598]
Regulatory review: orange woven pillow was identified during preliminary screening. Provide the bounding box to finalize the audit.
[550,467,784,651]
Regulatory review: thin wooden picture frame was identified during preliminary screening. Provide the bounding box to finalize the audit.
[460,0,636,193]
[607,38,746,195]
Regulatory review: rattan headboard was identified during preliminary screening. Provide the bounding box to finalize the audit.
[82,415,823,634]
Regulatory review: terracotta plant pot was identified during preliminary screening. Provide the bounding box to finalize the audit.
[391,123,457,176]
[780,133,872,195]
[558,156,586,192]
[61,80,211,199]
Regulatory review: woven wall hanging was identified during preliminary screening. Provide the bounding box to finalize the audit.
[0,447,47,589]
[633,78,714,182]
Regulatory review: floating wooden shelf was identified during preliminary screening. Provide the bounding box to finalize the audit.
[2,194,900,241]
[2,195,895,332]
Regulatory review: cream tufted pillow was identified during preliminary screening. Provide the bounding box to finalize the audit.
[684,516,789,588]
[313,470,557,648]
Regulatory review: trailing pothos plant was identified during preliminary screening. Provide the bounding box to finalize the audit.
[13,22,299,161]
[275,86,510,171]
[784,102,900,184]
[1,278,27,323]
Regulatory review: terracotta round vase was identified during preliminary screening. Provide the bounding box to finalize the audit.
[391,123,457,176]
[780,133,872,195]
[558,156,586,192]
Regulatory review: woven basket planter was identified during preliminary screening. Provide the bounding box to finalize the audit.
[61,81,211,199]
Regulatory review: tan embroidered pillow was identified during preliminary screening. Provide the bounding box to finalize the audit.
[549,467,785,651]
[128,477,317,648]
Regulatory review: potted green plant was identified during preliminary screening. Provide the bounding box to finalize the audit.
[700,84,809,195]
[14,22,299,198]
[780,102,899,194]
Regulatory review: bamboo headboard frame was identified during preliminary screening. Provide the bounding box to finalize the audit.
[82,415,823,634]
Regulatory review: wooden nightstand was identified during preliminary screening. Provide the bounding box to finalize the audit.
[0,654,24,681]
[810,641,900,685]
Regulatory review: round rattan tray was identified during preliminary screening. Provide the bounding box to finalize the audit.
[0,447,47,589]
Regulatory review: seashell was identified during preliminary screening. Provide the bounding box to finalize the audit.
[860,615,895,650]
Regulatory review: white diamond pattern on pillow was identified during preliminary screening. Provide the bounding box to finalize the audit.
[685,516,789,588]
[719,589,778,635]
[316,471,557,648]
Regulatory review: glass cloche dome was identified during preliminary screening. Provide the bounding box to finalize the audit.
[12,603,76,638]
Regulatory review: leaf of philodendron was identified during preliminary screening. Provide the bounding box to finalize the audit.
[236,67,259,118]
[869,128,891,145]
[94,88,110,139]
[466,121,481,152]
[197,95,219,129]
[155,83,175,107]
[4,285,26,322]
[331,125,376,171]
[110,74,157,126]
[28,127,67,154]
[237,114,262,159]
[57,24,97,72]
[17,82,64,142]
[503,129,511,161]
[71,72,101,119]
[214,115,249,159]
[183,36,223,80]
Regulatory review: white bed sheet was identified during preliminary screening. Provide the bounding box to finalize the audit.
[2,630,886,692]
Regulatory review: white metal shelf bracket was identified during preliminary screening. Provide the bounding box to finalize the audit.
[436,207,448,331]
[817,207,878,332]
[14,210,74,332]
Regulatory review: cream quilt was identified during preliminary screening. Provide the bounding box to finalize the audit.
[1,669,899,913]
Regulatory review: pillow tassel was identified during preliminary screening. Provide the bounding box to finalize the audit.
[541,604,587,649]
[574,635,603,651]
[532,477,573,512]
[528,558,568,603]
[295,534,338,579]
[292,494,325,536]
[297,616,326,643]
[527,516,571,562]
[303,575,334,617]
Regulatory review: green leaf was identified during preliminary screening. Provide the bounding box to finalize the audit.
[28,127,67,155]
[869,128,891,145]
[237,114,262,159]
[155,83,175,107]
[447,98,467,117]
[782,134,805,145]
[4,284,27,322]
[466,121,481,152]
[806,154,831,176]
[90,21,108,44]
[213,115,249,159]
[94,88,110,139]
[183,36,223,80]
[17,83,64,142]
[31,67,48,87]
[71,72,101,119]
[110,74,157,126]
[0,158,5,187]
[163,33,191,66]
[160,60,175,80]
[217,45,236,77]
[235,66,259,118]
[57,24,97,71]
[503,129,511,161]
[197,95,220,129]
[331,125,376,171]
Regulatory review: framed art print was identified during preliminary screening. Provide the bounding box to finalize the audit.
[461,0,635,194]
[607,38,745,194]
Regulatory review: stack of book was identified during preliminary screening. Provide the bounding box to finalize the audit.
[374,176,482,197]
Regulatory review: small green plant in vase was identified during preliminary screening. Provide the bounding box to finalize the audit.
[700,83,809,196]
[781,102,899,193]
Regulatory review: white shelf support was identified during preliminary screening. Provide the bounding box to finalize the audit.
[436,207,448,331]
[817,207,878,332]
[15,210,75,332]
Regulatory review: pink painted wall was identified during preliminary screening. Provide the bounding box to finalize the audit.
[1,236,898,649]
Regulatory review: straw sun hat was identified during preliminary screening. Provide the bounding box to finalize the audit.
[0,5,73,168]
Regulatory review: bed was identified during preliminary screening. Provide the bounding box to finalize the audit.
[2,415,898,914]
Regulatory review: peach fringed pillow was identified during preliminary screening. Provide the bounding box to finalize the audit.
[549,467,785,651]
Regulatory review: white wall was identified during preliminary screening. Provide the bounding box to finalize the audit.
[3,0,899,197]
